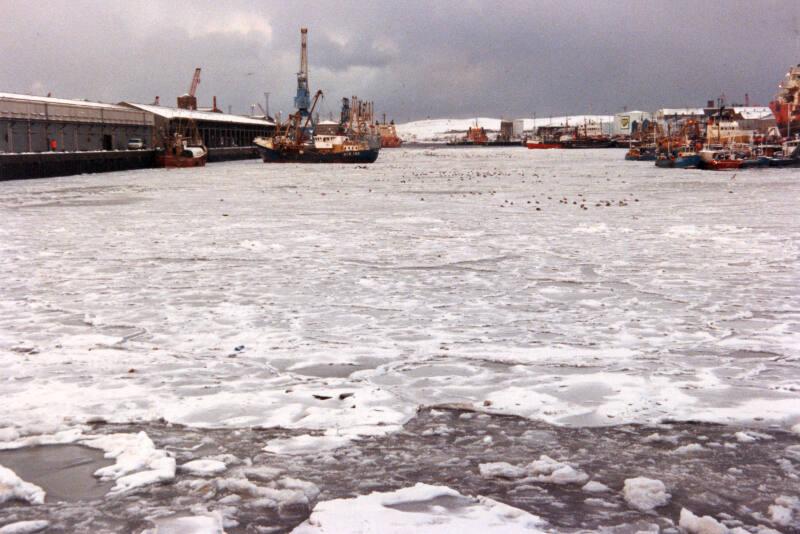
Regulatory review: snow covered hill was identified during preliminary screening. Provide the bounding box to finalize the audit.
[396,115,615,143]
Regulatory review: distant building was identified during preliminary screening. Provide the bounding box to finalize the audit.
[613,111,652,137]
[653,108,707,126]
[719,106,776,132]
[0,92,153,153]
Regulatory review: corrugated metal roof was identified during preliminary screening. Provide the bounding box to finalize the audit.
[0,92,126,110]
[657,108,706,116]
[122,102,275,127]
[731,106,774,120]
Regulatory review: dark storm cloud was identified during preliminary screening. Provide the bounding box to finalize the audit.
[1,0,798,121]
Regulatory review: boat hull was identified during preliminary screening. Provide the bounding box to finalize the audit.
[655,154,700,168]
[700,159,743,170]
[256,144,380,164]
[380,136,403,148]
[526,142,562,149]
[155,153,207,168]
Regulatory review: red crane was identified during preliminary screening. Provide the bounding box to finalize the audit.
[177,68,202,110]
[189,68,201,97]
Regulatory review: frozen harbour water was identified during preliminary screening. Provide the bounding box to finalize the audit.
[0,147,799,532]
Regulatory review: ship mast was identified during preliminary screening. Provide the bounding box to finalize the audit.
[294,28,311,117]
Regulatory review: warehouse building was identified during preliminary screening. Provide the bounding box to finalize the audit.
[121,102,274,156]
[613,110,652,137]
[0,92,153,153]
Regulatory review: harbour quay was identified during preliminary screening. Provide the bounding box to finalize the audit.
[0,92,275,180]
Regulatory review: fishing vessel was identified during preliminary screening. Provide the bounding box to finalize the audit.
[155,120,207,168]
[769,64,800,137]
[526,126,566,149]
[447,123,489,145]
[254,92,380,164]
[698,148,743,170]
[655,150,700,168]
[377,119,402,148]
[252,28,381,164]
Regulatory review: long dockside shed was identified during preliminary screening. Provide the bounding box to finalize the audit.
[0,93,154,153]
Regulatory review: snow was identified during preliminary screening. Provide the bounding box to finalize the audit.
[679,508,728,534]
[0,521,50,534]
[478,462,527,479]
[290,483,549,533]
[0,464,45,505]
[396,115,613,142]
[622,477,670,511]
[179,459,227,476]
[0,92,123,110]
[122,102,274,127]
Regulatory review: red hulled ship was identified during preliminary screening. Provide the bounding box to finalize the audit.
[769,64,800,137]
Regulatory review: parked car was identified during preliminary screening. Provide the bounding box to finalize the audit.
[127,138,145,150]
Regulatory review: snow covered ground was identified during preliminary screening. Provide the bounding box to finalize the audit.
[1,147,799,531]
[396,116,614,143]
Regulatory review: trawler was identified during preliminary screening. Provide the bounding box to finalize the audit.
[254,92,380,164]
[252,28,380,164]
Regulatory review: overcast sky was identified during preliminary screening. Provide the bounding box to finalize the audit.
[1,1,798,122]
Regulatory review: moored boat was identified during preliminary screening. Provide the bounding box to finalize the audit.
[156,130,207,168]
[526,135,562,149]
[769,64,800,137]
[655,150,701,168]
[699,148,743,170]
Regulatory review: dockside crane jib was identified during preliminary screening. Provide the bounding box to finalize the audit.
[295,28,311,117]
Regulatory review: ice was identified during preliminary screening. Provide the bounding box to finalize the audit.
[679,508,728,534]
[478,461,527,479]
[526,455,588,484]
[142,513,224,534]
[622,477,670,511]
[81,431,175,494]
[263,433,353,455]
[582,480,611,493]
[179,459,227,476]
[1,148,800,529]
[290,483,549,533]
[0,464,45,505]
[0,521,50,534]
[768,495,799,527]
[2,150,800,438]
[672,443,706,454]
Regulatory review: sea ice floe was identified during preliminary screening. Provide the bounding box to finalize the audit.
[478,462,527,479]
[180,459,227,477]
[263,432,353,455]
[0,521,50,534]
[0,464,45,505]
[290,483,549,533]
[622,477,670,512]
[582,480,611,493]
[141,513,225,534]
[672,443,706,454]
[679,508,730,534]
[80,431,175,494]
[527,455,588,485]
[768,495,800,527]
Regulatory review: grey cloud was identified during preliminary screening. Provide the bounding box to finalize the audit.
[1,0,798,122]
